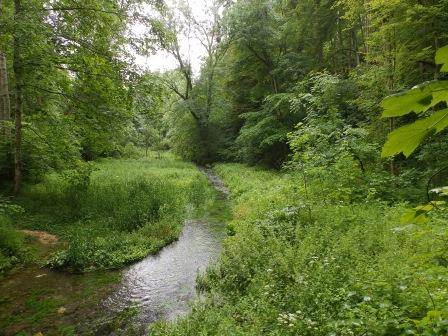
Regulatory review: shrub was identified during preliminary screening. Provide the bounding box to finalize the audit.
[0,216,30,273]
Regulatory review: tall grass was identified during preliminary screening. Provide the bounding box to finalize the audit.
[0,216,30,273]
[15,153,210,272]
[151,163,448,336]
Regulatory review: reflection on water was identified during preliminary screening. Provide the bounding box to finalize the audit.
[102,219,224,324]
[99,167,228,331]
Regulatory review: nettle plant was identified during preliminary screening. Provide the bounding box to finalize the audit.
[381,45,448,223]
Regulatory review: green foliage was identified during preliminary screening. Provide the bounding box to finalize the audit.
[168,110,207,163]
[151,164,448,336]
[283,72,422,203]
[177,0,448,168]
[382,108,448,158]
[400,201,446,225]
[0,0,160,187]
[436,45,448,72]
[382,46,448,158]
[2,0,448,333]
[381,81,448,118]
[0,197,28,272]
[15,155,210,272]
[0,215,30,273]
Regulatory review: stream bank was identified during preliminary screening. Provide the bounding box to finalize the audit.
[0,165,230,335]
[87,166,230,335]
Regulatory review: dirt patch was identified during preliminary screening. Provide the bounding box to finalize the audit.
[20,230,58,245]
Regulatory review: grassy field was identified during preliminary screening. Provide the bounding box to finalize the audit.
[0,152,215,335]
[1,152,211,273]
[152,163,448,336]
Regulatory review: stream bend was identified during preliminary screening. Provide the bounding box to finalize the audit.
[99,168,228,328]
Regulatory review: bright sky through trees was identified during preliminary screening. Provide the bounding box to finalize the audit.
[133,0,209,74]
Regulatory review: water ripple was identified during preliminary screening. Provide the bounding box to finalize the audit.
[102,219,224,324]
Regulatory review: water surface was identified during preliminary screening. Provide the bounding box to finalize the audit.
[98,168,228,332]
[102,219,224,324]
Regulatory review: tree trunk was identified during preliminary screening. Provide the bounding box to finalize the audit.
[0,53,11,134]
[352,28,361,67]
[13,0,23,194]
[205,67,215,119]
[384,26,397,177]
[0,0,10,135]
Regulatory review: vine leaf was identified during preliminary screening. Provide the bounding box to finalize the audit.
[382,108,448,157]
[381,45,448,158]
[381,81,448,118]
[436,45,448,72]
[400,201,446,224]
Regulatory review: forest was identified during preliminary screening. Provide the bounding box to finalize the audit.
[1,0,448,335]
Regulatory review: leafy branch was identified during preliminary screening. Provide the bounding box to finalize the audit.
[381,46,448,158]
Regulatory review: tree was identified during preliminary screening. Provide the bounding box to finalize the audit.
[0,0,140,191]
[148,0,230,162]
[0,53,11,133]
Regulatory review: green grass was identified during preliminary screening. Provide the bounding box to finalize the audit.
[9,152,211,272]
[151,163,448,336]
[0,216,31,273]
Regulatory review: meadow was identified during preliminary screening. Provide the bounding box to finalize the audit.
[151,163,448,336]
[0,153,211,273]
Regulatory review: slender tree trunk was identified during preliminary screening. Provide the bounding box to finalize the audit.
[384,27,396,177]
[336,11,345,73]
[0,53,11,134]
[205,65,215,119]
[352,28,361,66]
[0,0,10,135]
[13,0,23,194]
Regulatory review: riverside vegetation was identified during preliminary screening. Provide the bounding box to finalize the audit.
[152,164,448,335]
[1,0,448,335]
[1,153,211,273]
[0,153,213,335]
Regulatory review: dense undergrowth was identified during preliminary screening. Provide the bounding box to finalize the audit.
[152,164,448,336]
[0,218,30,273]
[0,153,210,273]
[0,198,31,273]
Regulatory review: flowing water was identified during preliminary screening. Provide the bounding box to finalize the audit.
[0,168,228,336]
[95,167,228,333]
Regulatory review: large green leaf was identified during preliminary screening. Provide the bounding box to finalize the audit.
[436,45,448,73]
[381,108,448,157]
[400,201,446,224]
[381,81,448,118]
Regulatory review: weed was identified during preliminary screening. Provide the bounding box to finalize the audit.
[151,164,448,336]
[11,154,211,272]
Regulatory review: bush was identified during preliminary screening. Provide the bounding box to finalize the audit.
[0,216,30,273]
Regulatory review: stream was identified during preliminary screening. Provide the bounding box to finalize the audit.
[94,167,229,333]
[0,168,228,336]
